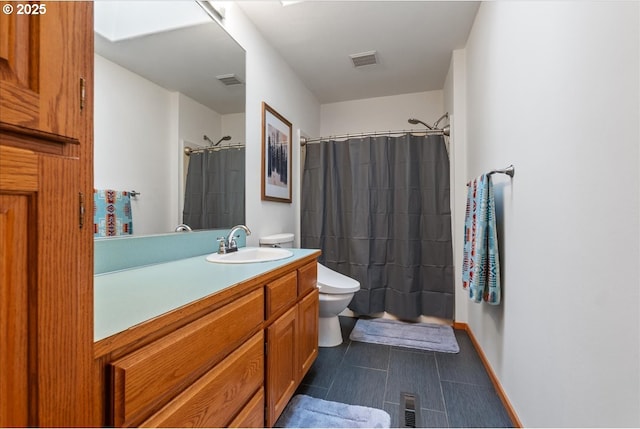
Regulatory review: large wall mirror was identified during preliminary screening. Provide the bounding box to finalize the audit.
[94,1,246,237]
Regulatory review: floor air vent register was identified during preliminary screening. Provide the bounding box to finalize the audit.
[400,392,421,428]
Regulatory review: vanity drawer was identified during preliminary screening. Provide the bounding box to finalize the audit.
[265,271,297,319]
[228,387,265,428]
[140,331,264,428]
[111,288,264,427]
[298,261,317,297]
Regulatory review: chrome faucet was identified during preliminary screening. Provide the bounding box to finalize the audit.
[174,223,192,232]
[219,224,251,253]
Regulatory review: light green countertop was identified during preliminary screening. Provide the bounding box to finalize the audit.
[94,248,319,342]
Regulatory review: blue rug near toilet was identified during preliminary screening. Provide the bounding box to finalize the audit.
[276,394,391,428]
[350,318,460,353]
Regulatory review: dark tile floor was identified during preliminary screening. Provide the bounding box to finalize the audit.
[291,316,514,428]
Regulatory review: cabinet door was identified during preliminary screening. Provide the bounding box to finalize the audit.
[0,146,92,426]
[266,306,298,427]
[297,289,319,381]
[0,1,91,140]
[0,193,31,426]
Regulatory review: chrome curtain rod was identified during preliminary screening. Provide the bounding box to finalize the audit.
[184,144,245,156]
[300,127,449,146]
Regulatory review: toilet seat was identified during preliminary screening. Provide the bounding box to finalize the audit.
[317,263,360,294]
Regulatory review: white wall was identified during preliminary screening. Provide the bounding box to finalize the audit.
[319,91,443,136]
[443,49,468,323]
[177,93,223,149]
[221,112,246,147]
[94,54,176,236]
[461,2,640,426]
[219,4,321,247]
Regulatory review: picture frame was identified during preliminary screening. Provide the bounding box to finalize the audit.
[261,102,293,203]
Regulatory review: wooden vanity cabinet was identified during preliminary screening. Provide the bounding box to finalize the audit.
[95,254,319,428]
[266,262,319,427]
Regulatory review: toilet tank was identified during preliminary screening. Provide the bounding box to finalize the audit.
[259,233,294,248]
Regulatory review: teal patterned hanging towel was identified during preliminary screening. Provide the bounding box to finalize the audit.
[94,189,133,237]
[462,174,501,304]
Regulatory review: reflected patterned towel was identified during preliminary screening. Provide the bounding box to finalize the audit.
[94,189,133,237]
[462,174,501,304]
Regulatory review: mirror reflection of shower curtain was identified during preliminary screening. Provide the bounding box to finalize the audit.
[183,148,245,229]
[301,134,454,320]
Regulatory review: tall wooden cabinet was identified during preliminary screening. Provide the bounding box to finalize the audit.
[0,2,94,426]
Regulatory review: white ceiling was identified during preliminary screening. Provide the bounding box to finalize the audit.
[237,1,480,104]
[94,1,246,114]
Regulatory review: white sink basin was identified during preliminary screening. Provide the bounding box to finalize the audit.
[206,247,293,264]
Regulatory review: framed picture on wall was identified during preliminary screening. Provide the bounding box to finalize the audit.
[261,102,292,203]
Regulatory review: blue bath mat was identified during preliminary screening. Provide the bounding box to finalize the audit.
[276,394,390,428]
[349,318,460,353]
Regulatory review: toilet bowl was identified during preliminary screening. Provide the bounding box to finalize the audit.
[259,233,361,347]
[316,262,360,347]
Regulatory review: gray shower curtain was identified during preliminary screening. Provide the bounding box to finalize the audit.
[301,134,454,319]
[183,148,245,229]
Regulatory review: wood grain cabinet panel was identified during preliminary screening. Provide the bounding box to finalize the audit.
[228,387,265,428]
[297,261,317,296]
[111,288,264,427]
[298,289,319,380]
[266,306,298,427]
[0,8,41,130]
[0,1,91,140]
[0,146,38,191]
[141,332,264,428]
[265,270,297,319]
[0,194,30,427]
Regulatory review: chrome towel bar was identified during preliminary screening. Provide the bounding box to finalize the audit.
[466,165,515,186]
[488,165,515,178]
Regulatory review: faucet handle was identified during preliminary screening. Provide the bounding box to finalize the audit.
[217,237,227,254]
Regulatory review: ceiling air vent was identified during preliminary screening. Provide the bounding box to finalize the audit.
[216,74,243,86]
[350,50,378,68]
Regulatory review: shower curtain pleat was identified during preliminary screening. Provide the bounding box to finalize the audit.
[183,148,245,229]
[301,134,454,320]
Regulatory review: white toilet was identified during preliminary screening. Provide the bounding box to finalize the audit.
[259,233,360,347]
